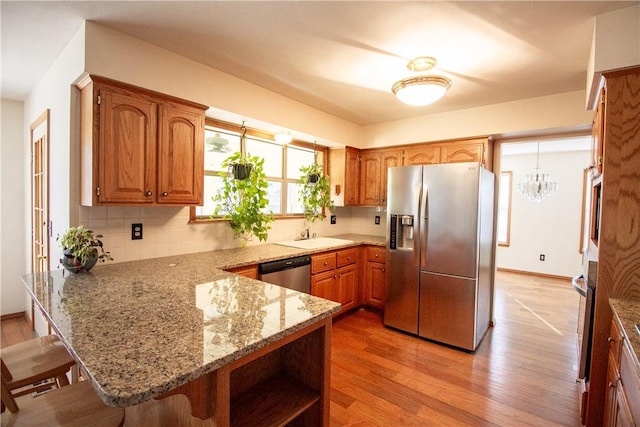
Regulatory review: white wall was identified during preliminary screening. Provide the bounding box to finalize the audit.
[360,90,593,149]
[496,149,590,277]
[1,99,26,315]
[83,22,361,149]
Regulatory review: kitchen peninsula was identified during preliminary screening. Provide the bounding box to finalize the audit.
[20,242,346,425]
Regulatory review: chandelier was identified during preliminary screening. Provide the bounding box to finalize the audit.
[391,56,452,106]
[516,142,559,203]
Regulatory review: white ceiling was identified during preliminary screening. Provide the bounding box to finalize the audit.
[1,1,637,126]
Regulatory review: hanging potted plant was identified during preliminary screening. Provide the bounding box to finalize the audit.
[212,151,274,242]
[58,225,113,273]
[299,162,334,222]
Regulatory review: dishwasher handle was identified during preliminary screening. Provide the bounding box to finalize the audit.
[572,274,586,297]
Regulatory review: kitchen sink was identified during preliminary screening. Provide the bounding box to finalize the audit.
[274,237,354,250]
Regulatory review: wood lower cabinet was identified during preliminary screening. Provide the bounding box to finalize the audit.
[225,264,259,279]
[311,248,359,315]
[604,317,638,427]
[364,246,386,309]
[77,75,206,206]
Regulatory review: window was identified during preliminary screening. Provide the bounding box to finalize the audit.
[497,171,512,246]
[191,119,319,221]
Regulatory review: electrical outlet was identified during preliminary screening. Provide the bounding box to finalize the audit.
[132,223,143,240]
[539,254,545,261]
[330,215,337,224]
[375,215,380,225]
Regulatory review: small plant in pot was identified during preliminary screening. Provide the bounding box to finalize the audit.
[299,163,334,222]
[212,151,274,243]
[58,225,113,273]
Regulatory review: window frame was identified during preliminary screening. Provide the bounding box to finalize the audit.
[190,118,327,223]
[497,171,513,247]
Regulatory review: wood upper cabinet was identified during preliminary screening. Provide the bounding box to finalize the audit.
[591,86,605,177]
[402,137,493,170]
[329,146,360,206]
[403,145,440,166]
[77,75,206,206]
[359,150,402,206]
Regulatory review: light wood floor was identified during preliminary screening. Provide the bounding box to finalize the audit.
[330,271,581,426]
[1,271,581,426]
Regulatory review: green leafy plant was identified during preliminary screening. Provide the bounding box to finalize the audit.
[58,225,113,272]
[212,151,274,242]
[299,163,334,222]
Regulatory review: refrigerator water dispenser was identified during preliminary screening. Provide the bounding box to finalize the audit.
[389,214,415,250]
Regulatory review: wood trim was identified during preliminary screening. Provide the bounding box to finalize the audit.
[0,312,27,321]
[76,74,208,110]
[497,171,512,247]
[496,267,571,282]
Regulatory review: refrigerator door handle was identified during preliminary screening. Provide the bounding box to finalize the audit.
[419,183,428,266]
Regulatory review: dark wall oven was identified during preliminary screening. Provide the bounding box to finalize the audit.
[574,249,598,424]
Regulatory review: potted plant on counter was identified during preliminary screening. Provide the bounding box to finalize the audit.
[212,151,274,243]
[58,225,113,273]
[299,163,334,222]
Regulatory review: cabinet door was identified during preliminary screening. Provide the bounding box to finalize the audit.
[337,266,357,313]
[359,152,381,206]
[157,103,204,205]
[99,87,157,203]
[441,142,484,165]
[344,148,360,205]
[592,87,605,176]
[366,261,386,309]
[311,270,338,303]
[380,150,401,205]
[604,352,621,426]
[225,264,258,279]
[403,146,440,165]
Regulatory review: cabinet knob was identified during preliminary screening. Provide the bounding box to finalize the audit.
[381,198,385,203]
[382,268,385,272]
[609,382,617,388]
[347,256,351,261]
[334,275,338,279]
[146,191,152,196]
[162,192,168,197]
[324,262,328,266]
[607,337,614,343]
[375,253,379,258]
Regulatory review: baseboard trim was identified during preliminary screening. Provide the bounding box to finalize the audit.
[1,311,27,321]
[496,267,571,282]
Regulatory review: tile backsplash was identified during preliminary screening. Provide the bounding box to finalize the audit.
[79,206,386,264]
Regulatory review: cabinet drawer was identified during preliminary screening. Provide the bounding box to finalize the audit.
[609,318,625,366]
[366,246,386,262]
[336,248,358,268]
[312,253,336,274]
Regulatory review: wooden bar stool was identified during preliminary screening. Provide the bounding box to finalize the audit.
[1,335,75,408]
[1,378,124,426]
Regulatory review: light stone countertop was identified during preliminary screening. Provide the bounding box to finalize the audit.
[20,234,383,408]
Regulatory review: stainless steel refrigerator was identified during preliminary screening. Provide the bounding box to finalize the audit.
[383,162,495,351]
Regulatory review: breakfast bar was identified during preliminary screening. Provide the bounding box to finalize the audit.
[20,251,341,425]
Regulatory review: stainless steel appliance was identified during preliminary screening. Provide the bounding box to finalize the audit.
[258,255,311,293]
[384,162,495,351]
[574,249,598,380]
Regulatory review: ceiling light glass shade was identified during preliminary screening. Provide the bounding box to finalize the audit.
[392,75,452,106]
[274,132,293,144]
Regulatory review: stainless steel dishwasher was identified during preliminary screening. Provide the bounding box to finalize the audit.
[258,255,311,294]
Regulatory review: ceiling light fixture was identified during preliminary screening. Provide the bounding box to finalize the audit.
[516,142,559,203]
[392,56,452,106]
[274,131,293,145]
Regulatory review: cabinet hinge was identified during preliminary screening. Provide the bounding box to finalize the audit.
[97,95,101,105]
[96,187,101,196]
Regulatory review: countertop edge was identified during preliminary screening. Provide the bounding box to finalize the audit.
[609,298,640,369]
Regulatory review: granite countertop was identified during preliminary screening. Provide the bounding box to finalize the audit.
[609,298,640,368]
[20,234,382,408]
